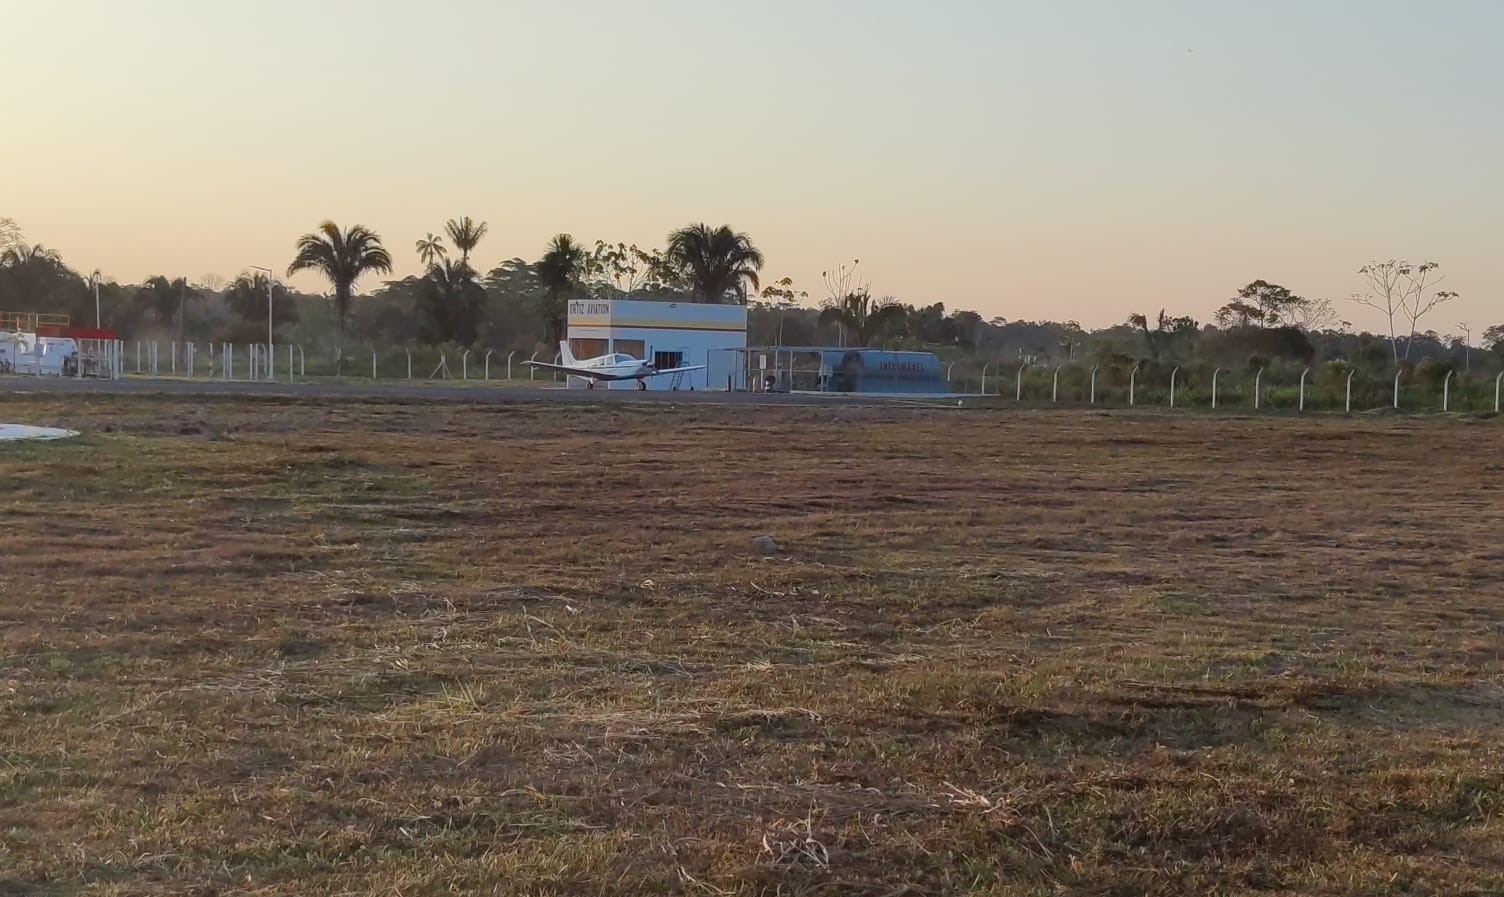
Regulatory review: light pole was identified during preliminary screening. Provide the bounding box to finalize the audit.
[249,266,275,381]
[90,270,102,328]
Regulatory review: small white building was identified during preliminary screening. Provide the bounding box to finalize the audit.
[565,298,747,390]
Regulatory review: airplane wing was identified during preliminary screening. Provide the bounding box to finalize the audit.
[645,365,706,377]
[522,360,613,380]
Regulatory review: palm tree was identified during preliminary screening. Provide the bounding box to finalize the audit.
[0,244,71,312]
[225,271,297,339]
[664,223,764,303]
[415,233,447,267]
[417,259,486,347]
[136,276,202,343]
[0,243,62,268]
[536,233,584,345]
[287,221,392,344]
[818,291,909,347]
[445,217,488,264]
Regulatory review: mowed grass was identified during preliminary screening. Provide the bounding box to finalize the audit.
[2,395,1503,896]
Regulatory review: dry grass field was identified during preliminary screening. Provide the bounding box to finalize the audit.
[2,394,1503,896]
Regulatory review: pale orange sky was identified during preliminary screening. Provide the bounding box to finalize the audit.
[7,0,1501,331]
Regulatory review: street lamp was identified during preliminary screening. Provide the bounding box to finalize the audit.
[89,270,102,328]
[249,266,275,381]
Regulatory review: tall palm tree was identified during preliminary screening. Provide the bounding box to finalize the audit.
[287,221,392,344]
[445,217,488,264]
[818,291,909,347]
[415,233,447,267]
[665,223,764,303]
[536,234,584,346]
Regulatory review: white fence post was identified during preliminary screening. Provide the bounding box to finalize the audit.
[507,351,516,381]
[135,341,141,374]
[1211,367,1221,409]
[1015,363,1027,401]
[1299,368,1309,412]
[1129,363,1140,407]
[1496,371,1503,413]
[484,349,493,380]
[297,344,305,378]
[371,349,377,380]
[1346,370,1356,413]
[170,341,177,374]
[226,343,234,380]
[1393,369,1403,410]
[404,348,412,380]
[529,352,538,381]
[980,362,990,396]
[287,344,295,382]
[1443,369,1454,412]
[1254,368,1263,410]
[463,349,471,381]
[1052,366,1061,404]
[1169,366,1180,408]
[1089,365,1099,404]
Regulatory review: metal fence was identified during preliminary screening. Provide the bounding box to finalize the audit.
[118,342,540,384]
[62,343,1504,414]
[972,362,1504,413]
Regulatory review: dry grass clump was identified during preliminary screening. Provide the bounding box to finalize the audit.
[1,394,1502,895]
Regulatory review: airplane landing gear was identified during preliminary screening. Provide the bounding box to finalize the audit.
[637,380,647,391]
[586,380,596,389]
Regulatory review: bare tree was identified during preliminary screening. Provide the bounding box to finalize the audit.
[821,259,866,304]
[196,273,227,292]
[1291,296,1345,333]
[1348,261,1459,362]
[0,217,20,253]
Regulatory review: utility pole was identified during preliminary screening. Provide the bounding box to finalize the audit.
[90,271,102,328]
[250,266,275,380]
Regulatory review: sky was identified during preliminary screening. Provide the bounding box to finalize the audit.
[5,0,1501,331]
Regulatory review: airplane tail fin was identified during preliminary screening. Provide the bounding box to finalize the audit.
[558,341,576,365]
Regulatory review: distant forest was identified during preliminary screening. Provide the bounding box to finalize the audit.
[3,215,1500,382]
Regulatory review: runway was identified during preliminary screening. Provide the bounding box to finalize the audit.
[0,376,929,406]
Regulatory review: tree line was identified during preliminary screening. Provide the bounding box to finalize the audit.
[2,214,1500,377]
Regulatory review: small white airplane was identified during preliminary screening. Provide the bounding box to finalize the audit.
[524,342,705,390]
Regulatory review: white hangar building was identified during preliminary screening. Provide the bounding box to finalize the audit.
[565,298,747,390]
